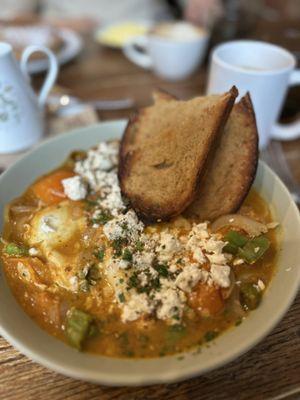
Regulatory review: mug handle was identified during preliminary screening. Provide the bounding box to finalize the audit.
[123,35,153,69]
[271,69,300,140]
[20,45,59,108]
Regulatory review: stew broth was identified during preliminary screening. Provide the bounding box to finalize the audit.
[0,145,278,358]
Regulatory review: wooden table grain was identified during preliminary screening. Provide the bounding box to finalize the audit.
[1,33,300,400]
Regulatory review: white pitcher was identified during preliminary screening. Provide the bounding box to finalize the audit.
[0,42,58,153]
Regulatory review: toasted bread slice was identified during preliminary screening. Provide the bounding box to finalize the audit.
[185,93,258,221]
[119,87,238,221]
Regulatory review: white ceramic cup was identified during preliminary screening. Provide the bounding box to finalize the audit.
[0,42,58,154]
[207,40,300,148]
[123,22,209,81]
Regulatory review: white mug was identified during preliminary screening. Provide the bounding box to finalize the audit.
[0,42,58,154]
[207,40,300,148]
[123,23,209,81]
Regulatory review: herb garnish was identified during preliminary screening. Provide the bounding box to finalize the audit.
[204,331,219,342]
[122,248,133,262]
[95,247,105,261]
[112,238,127,257]
[135,240,144,252]
[118,293,125,303]
[153,262,169,277]
[92,210,112,225]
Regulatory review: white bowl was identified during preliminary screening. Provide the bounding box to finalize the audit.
[0,121,299,386]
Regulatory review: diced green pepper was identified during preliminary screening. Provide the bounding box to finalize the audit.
[223,242,239,255]
[240,282,262,310]
[223,231,248,254]
[238,236,270,264]
[4,243,28,256]
[66,308,94,350]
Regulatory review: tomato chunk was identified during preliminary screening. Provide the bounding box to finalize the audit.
[189,283,224,316]
[31,169,74,205]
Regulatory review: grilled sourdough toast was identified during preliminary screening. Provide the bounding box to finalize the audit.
[185,93,258,220]
[119,87,238,221]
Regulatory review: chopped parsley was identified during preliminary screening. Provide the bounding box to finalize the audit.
[135,240,144,252]
[204,331,219,342]
[118,293,125,303]
[122,248,133,262]
[128,272,139,289]
[95,247,105,261]
[112,238,127,257]
[121,222,129,231]
[92,210,112,225]
[85,199,98,210]
[153,263,169,278]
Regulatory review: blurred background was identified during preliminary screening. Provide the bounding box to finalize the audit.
[0,0,299,202]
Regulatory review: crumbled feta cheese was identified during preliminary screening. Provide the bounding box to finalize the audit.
[155,288,184,321]
[191,222,209,239]
[233,258,244,266]
[41,216,57,233]
[133,251,155,269]
[257,279,265,291]
[254,247,260,253]
[203,237,226,254]
[192,247,206,264]
[103,210,144,241]
[69,276,79,291]
[62,175,87,201]
[210,264,231,288]
[74,142,124,216]
[157,232,182,262]
[29,247,39,256]
[118,260,130,269]
[175,265,202,292]
[169,263,179,273]
[139,272,148,286]
[122,293,152,322]
[206,253,227,265]
[76,142,118,173]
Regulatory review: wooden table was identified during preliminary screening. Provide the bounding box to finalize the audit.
[1,33,300,400]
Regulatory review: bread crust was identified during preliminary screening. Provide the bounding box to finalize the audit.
[185,92,259,221]
[119,87,238,222]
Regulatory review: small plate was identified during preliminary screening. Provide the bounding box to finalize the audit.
[95,20,152,49]
[0,121,299,386]
[27,28,83,74]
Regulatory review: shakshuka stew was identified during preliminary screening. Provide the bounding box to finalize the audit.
[0,141,278,358]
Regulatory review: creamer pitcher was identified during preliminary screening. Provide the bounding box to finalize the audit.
[0,42,58,153]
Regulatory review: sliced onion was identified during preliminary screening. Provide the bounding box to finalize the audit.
[221,270,236,300]
[10,205,36,214]
[211,214,268,237]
